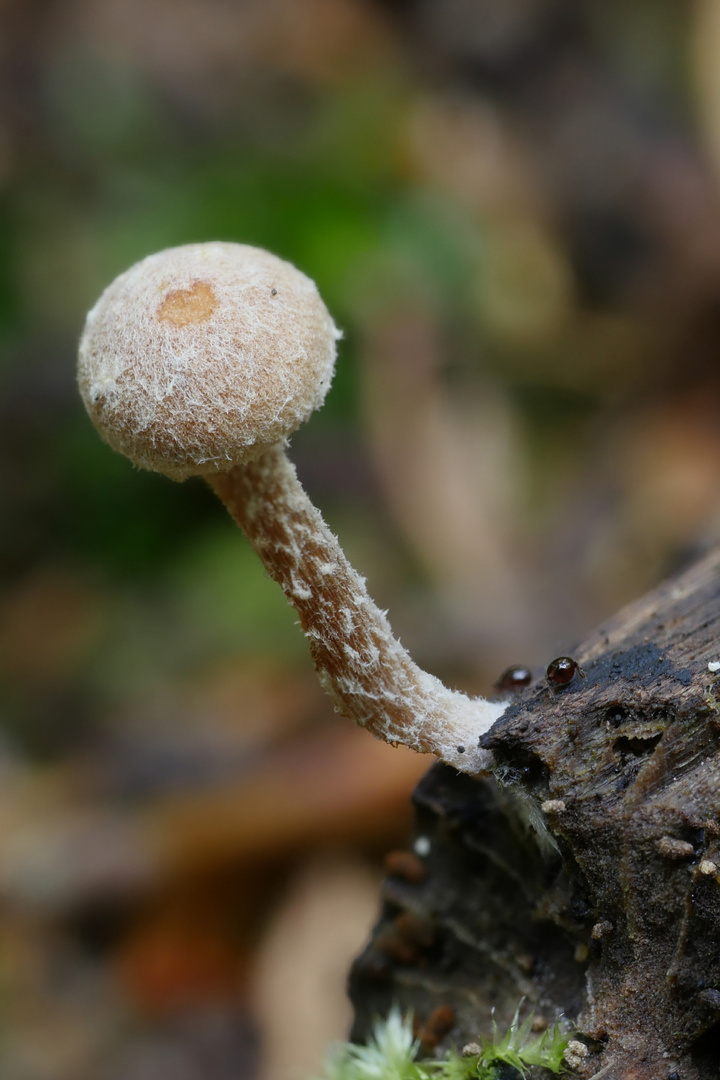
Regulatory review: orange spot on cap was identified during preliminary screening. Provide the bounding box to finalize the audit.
[157,280,217,326]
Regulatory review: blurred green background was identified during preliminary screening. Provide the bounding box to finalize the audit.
[2,1,720,1077]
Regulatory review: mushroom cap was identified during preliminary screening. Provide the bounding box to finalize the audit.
[78,242,340,479]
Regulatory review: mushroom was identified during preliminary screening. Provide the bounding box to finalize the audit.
[78,242,504,772]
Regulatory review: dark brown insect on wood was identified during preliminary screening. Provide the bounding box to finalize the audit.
[546,655,579,688]
[496,665,533,692]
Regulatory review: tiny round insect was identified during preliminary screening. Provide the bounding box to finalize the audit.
[546,656,578,687]
[495,665,532,692]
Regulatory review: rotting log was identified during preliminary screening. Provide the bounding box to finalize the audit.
[350,546,720,1079]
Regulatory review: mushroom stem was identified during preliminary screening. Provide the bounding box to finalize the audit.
[208,443,503,773]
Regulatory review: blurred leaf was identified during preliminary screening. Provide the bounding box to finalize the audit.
[166,526,307,661]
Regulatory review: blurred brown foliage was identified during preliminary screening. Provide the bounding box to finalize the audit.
[1,0,720,1076]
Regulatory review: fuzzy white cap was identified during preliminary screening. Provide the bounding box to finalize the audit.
[78,242,340,479]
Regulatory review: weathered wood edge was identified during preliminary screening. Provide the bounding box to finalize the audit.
[351,547,720,1080]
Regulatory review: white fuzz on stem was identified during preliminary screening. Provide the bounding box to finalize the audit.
[210,447,502,772]
[78,242,505,773]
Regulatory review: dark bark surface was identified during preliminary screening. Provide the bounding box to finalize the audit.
[350,547,720,1079]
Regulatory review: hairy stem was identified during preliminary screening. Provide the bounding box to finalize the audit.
[208,444,503,773]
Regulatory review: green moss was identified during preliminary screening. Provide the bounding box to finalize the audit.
[320,1006,571,1080]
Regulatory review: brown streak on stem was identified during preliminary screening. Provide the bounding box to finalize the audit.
[208,445,501,771]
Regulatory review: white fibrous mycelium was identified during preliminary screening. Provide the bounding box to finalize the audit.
[78,241,505,773]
